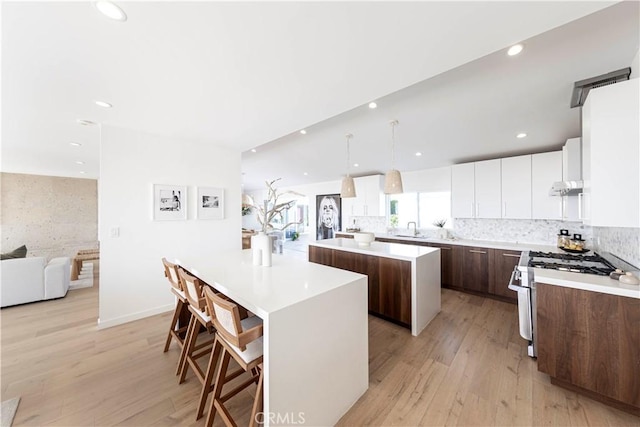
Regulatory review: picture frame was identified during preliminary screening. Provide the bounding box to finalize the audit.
[153,184,187,221]
[197,187,224,220]
[316,194,341,240]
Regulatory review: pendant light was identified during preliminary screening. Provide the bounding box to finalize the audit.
[384,120,404,194]
[340,133,357,198]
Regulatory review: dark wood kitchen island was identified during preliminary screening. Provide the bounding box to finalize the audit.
[309,238,441,336]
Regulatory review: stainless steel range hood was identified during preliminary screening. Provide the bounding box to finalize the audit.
[549,180,583,196]
[549,138,582,196]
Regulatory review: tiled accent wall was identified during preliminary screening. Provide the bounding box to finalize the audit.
[452,218,592,247]
[349,216,639,267]
[593,227,640,268]
[1,173,98,260]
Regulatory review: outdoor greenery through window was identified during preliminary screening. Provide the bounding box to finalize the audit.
[388,191,452,230]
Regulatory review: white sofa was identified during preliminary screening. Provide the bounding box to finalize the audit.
[1,256,71,308]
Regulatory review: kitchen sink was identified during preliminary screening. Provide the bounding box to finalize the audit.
[393,234,425,239]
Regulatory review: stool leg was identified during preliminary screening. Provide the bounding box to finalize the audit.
[179,317,200,384]
[249,368,264,427]
[164,299,184,353]
[206,349,231,427]
[196,339,222,420]
[176,314,195,377]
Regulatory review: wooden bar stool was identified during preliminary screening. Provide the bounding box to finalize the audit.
[204,287,264,427]
[161,258,187,353]
[196,287,262,421]
[176,269,217,385]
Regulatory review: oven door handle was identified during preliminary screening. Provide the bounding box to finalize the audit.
[507,266,533,341]
[507,267,522,292]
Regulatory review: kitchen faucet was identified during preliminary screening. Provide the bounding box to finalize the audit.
[407,221,418,236]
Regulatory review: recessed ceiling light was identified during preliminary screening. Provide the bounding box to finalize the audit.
[75,161,85,165]
[369,102,377,109]
[95,100,112,108]
[300,130,307,135]
[77,119,96,126]
[508,44,523,56]
[415,152,422,157]
[69,142,82,147]
[251,148,257,153]
[517,132,527,139]
[94,1,127,22]
[79,171,86,174]
[303,172,308,176]
[353,163,359,167]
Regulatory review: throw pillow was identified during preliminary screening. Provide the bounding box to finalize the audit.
[0,245,28,260]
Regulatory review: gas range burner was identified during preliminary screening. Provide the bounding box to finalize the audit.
[528,261,614,276]
[527,251,616,276]
[529,251,604,263]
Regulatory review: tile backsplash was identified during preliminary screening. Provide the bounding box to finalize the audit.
[348,216,638,267]
[593,226,639,268]
[452,218,592,247]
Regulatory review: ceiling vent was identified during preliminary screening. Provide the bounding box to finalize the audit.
[570,67,631,108]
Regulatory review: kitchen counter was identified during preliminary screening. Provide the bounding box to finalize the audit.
[534,268,640,299]
[310,237,438,261]
[175,250,368,427]
[309,238,440,336]
[337,231,559,253]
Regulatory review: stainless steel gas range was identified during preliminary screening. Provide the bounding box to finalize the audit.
[508,250,617,357]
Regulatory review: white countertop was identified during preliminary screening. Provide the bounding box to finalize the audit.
[309,238,439,261]
[337,232,559,253]
[534,268,640,299]
[175,250,367,318]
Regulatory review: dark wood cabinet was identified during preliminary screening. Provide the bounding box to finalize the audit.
[308,245,333,266]
[378,257,411,325]
[537,283,640,415]
[308,246,411,328]
[460,246,489,293]
[332,250,381,314]
[488,249,520,302]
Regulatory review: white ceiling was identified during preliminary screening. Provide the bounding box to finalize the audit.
[2,1,636,191]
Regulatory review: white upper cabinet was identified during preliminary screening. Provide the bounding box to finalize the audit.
[342,175,385,219]
[474,159,502,218]
[582,78,640,227]
[451,163,475,218]
[532,151,563,220]
[501,155,532,219]
[451,160,501,218]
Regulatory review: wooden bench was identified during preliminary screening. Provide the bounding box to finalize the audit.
[71,250,99,281]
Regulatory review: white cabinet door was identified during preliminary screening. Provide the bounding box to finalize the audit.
[451,163,475,218]
[586,78,640,227]
[361,175,385,217]
[475,159,502,218]
[532,151,563,220]
[501,155,532,219]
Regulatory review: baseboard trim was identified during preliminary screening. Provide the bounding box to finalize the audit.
[97,303,174,330]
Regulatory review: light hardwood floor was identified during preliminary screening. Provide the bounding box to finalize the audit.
[1,277,638,426]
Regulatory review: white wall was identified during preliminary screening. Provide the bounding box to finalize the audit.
[283,180,341,241]
[99,125,241,328]
[402,166,451,193]
[630,49,639,79]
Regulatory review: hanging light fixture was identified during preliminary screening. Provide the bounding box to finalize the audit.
[384,120,404,194]
[340,133,357,198]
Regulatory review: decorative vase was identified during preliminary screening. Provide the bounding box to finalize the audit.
[251,232,272,267]
[438,228,449,239]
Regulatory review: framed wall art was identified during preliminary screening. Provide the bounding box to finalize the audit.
[316,193,341,240]
[197,187,224,220]
[153,184,187,220]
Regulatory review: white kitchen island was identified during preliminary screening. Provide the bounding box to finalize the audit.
[309,238,441,336]
[175,250,368,427]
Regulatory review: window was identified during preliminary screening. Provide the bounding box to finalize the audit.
[387,191,451,229]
